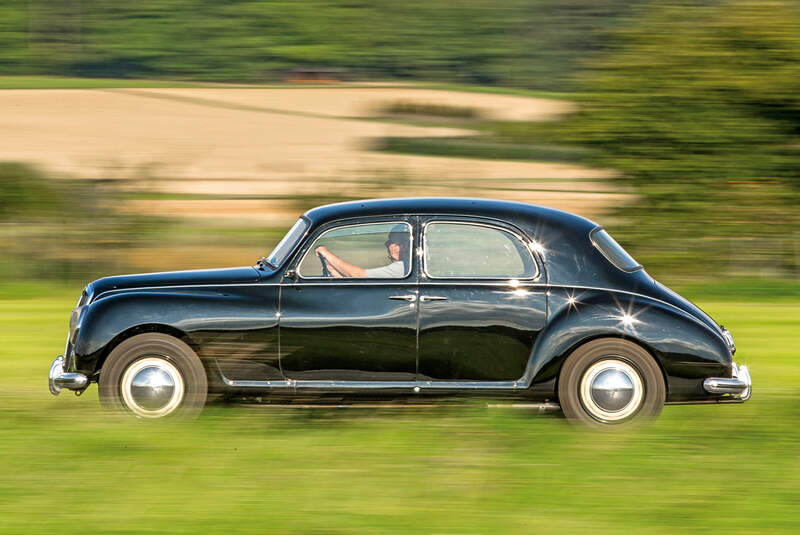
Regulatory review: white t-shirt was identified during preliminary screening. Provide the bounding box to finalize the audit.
[365,260,406,278]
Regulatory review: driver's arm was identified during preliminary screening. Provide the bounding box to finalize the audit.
[326,262,345,278]
[315,246,367,278]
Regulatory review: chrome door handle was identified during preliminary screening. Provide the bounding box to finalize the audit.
[389,294,417,302]
[420,296,448,302]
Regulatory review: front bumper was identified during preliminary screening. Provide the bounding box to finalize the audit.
[703,362,751,401]
[49,355,89,395]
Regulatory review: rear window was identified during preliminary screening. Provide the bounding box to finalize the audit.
[424,222,537,279]
[590,228,642,272]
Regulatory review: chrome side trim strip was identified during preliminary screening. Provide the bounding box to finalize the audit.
[237,402,561,411]
[487,402,561,412]
[419,380,521,389]
[220,374,529,390]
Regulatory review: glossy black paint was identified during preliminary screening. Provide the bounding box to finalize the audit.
[279,281,419,381]
[65,198,736,404]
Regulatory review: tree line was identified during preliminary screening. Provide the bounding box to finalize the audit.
[1,0,639,90]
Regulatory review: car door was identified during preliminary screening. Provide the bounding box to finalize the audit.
[278,218,419,382]
[417,218,546,382]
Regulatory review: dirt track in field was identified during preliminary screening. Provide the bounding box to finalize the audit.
[0,86,620,223]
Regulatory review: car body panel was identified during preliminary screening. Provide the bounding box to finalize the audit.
[417,283,547,382]
[278,281,419,381]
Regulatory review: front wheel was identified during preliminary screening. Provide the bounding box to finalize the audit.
[558,338,665,427]
[99,333,207,419]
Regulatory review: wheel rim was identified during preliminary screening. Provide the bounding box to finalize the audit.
[120,357,185,418]
[579,358,644,422]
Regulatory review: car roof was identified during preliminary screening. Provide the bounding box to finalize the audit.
[302,197,598,232]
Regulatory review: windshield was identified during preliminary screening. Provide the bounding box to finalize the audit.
[266,218,309,267]
[590,228,642,272]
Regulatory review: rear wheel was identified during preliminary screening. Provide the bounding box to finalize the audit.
[99,333,207,419]
[558,338,665,427]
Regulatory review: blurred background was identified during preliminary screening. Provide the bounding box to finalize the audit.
[1,1,799,533]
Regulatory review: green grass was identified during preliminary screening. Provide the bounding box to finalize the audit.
[0,76,581,97]
[1,289,798,534]
[0,76,219,90]
[675,278,800,302]
[373,136,594,163]
[415,82,582,101]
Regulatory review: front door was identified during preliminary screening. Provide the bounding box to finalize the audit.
[279,219,418,382]
[417,218,546,382]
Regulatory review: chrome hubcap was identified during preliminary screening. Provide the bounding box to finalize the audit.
[579,359,644,422]
[591,369,634,411]
[121,357,184,418]
[131,366,175,410]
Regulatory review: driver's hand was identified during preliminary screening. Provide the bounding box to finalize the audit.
[315,246,329,258]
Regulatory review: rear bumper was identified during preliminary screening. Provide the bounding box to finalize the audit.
[703,362,751,401]
[49,355,89,395]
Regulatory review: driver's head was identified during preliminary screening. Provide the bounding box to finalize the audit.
[385,224,410,261]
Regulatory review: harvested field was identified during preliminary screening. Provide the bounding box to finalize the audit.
[0,86,619,223]
[130,87,578,121]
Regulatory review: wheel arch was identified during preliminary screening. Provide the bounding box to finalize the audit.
[551,335,668,403]
[93,323,201,377]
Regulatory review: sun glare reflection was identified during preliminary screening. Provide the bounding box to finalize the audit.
[610,294,650,335]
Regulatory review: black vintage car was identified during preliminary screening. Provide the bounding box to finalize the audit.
[49,198,751,426]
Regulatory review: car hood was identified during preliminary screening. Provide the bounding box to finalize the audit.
[86,266,261,302]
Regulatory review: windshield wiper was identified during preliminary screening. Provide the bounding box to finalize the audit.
[257,257,276,270]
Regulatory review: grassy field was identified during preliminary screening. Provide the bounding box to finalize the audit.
[0,286,797,534]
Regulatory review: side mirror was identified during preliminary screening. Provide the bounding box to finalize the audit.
[284,268,298,281]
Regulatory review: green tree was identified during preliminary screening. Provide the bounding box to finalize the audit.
[0,0,641,90]
[560,0,800,279]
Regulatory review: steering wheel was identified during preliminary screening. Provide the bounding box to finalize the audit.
[317,251,331,277]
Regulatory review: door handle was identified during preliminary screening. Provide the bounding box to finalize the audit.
[420,296,448,302]
[389,294,417,302]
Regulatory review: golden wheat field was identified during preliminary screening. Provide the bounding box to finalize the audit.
[0,86,619,228]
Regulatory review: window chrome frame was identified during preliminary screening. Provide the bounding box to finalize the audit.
[421,219,540,280]
[266,216,311,269]
[589,226,643,273]
[295,220,414,280]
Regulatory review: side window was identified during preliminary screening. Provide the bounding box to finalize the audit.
[424,222,536,279]
[298,222,412,279]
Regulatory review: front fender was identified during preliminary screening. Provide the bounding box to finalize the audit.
[73,288,279,375]
[524,288,731,401]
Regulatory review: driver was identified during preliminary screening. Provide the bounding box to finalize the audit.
[314,225,410,278]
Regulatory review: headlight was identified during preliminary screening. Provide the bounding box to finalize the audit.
[69,305,87,341]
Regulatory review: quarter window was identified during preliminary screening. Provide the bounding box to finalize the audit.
[298,222,412,279]
[424,222,536,278]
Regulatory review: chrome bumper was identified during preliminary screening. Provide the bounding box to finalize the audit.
[49,355,88,395]
[703,362,751,401]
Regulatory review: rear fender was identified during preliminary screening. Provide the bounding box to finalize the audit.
[524,289,731,398]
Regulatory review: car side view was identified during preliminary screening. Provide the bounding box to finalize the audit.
[49,198,751,426]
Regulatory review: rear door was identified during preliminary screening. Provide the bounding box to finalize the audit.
[417,218,546,382]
